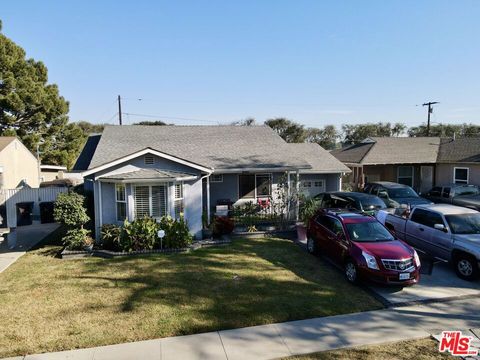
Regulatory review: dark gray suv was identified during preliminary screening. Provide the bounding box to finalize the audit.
[364,181,432,208]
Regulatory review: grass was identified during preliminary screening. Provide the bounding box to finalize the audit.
[0,236,381,357]
[284,337,453,360]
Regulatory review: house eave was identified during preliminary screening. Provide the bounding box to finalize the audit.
[98,176,198,183]
[213,166,310,174]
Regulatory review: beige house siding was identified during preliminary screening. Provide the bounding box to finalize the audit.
[40,170,60,183]
[436,163,480,187]
[0,139,39,189]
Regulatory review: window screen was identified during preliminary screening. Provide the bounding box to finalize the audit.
[454,168,469,184]
[239,175,255,198]
[134,186,150,218]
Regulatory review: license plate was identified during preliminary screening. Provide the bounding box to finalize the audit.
[399,273,410,280]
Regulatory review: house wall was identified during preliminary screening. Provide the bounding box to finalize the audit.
[0,139,39,189]
[40,170,60,183]
[361,164,434,192]
[436,163,480,187]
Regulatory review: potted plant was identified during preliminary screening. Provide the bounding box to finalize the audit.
[297,196,319,241]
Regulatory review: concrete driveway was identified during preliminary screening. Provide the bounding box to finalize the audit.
[370,256,480,306]
[0,222,59,273]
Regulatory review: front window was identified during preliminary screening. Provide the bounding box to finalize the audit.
[238,174,272,199]
[115,184,127,221]
[397,166,414,187]
[174,182,184,218]
[454,167,469,184]
[345,221,394,242]
[134,185,167,219]
[446,214,480,234]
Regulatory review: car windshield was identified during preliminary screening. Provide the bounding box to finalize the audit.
[388,187,418,198]
[455,186,480,196]
[345,221,394,242]
[445,214,480,235]
[360,197,387,211]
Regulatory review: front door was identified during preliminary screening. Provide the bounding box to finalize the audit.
[420,166,434,194]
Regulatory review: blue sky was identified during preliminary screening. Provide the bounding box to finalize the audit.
[2,1,480,127]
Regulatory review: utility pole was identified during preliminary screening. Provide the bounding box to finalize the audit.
[422,101,439,136]
[118,95,123,125]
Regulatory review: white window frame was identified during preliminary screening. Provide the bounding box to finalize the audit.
[302,181,312,188]
[174,182,184,218]
[115,184,127,221]
[453,167,469,184]
[134,184,168,219]
[210,174,223,183]
[237,173,273,199]
[397,166,414,187]
[314,180,324,188]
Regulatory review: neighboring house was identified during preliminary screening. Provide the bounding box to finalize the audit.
[436,137,480,187]
[40,165,67,183]
[74,125,350,239]
[0,137,40,190]
[331,137,441,193]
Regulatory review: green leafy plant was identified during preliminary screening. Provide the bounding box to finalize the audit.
[120,217,158,252]
[157,215,193,249]
[299,195,319,224]
[63,228,92,251]
[100,224,122,251]
[54,191,90,229]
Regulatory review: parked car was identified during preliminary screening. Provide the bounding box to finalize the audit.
[306,209,421,286]
[380,204,480,281]
[424,184,480,211]
[314,192,387,215]
[364,181,432,208]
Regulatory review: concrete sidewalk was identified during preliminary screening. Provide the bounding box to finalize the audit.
[6,296,480,360]
[0,223,59,273]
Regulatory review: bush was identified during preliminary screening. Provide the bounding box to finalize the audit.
[157,215,193,249]
[100,224,122,251]
[54,192,90,229]
[120,217,158,252]
[63,228,92,251]
[212,216,234,238]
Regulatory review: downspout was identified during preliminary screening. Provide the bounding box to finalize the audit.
[98,180,103,238]
[200,173,212,225]
[295,170,300,221]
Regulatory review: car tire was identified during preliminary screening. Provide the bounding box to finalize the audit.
[454,253,479,281]
[306,237,318,255]
[345,260,359,284]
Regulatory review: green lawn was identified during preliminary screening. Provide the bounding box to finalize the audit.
[283,337,453,360]
[0,236,381,357]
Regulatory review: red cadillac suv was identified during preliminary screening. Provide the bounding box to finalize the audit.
[306,209,421,286]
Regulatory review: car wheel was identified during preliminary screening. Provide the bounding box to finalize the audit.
[345,260,358,284]
[307,237,318,255]
[454,254,479,281]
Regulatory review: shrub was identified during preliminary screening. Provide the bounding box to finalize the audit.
[63,228,92,251]
[212,216,234,238]
[54,192,90,229]
[120,217,158,252]
[100,224,122,251]
[157,215,193,249]
[299,195,319,224]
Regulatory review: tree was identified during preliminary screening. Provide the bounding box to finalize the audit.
[0,21,70,156]
[231,117,256,126]
[265,118,306,143]
[133,120,167,126]
[408,123,480,138]
[54,191,90,229]
[76,121,106,134]
[305,125,339,150]
[341,122,406,145]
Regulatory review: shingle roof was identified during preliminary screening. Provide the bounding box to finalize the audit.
[86,125,314,171]
[287,143,351,173]
[437,138,480,163]
[332,137,441,165]
[73,134,101,171]
[99,168,196,181]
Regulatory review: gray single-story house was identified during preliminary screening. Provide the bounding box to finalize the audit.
[74,125,350,239]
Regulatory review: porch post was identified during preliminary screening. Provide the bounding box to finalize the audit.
[295,170,300,221]
[206,175,211,225]
[127,184,134,221]
[287,171,291,216]
[338,173,343,191]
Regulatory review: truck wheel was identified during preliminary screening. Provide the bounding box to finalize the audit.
[345,260,358,284]
[454,253,479,281]
[307,237,319,255]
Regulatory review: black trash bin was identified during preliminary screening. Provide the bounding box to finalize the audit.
[16,202,34,226]
[40,202,55,224]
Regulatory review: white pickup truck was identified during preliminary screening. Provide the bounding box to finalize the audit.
[376,204,480,281]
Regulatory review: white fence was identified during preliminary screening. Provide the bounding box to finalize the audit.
[0,187,68,228]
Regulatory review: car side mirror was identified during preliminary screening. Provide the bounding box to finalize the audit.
[434,224,448,233]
